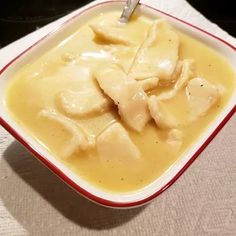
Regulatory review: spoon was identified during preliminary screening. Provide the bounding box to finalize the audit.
[119,0,140,23]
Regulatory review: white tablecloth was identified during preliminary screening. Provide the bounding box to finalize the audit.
[0,1,235,235]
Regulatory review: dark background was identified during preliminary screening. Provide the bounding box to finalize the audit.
[0,0,235,48]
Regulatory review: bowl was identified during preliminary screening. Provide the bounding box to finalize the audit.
[0,0,235,208]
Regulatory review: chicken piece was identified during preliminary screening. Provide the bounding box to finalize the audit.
[97,123,141,164]
[90,22,133,45]
[129,20,180,82]
[95,65,151,132]
[39,109,95,158]
[158,59,194,100]
[186,77,220,120]
[148,96,178,129]
[166,129,183,150]
[57,89,111,117]
[138,77,159,91]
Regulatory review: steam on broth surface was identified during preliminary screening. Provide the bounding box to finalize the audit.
[6,11,236,192]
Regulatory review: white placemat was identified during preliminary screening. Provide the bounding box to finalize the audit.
[0,1,235,235]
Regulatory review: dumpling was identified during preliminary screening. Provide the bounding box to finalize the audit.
[138,77,159,91]
[148,96,178,129]
[129,20,180,82]
[186,77,220,120]
[57,89,111,117]
[90,22,133,45]
[157,59,194,100]
[174,60,194,90]
[39,109,95,158]
[97,122,141,164]
[95,65,151,132]
[169,60,183,84]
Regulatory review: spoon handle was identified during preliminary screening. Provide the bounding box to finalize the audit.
[119,0,140,23]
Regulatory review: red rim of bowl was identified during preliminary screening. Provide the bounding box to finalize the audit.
[0,0,235,208]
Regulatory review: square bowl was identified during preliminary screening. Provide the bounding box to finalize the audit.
[0,0,235,208]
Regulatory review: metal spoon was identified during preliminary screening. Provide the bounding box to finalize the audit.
[119,0,140,23]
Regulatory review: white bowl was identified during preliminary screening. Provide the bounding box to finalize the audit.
[0,0,235,208]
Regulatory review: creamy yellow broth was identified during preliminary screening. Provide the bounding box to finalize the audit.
[5,11,236,192]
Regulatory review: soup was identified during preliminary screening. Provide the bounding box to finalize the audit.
[5,11,236,192]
